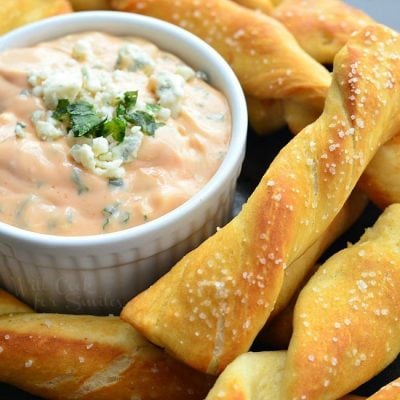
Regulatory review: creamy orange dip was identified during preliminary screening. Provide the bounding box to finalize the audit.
[0,32,231,235]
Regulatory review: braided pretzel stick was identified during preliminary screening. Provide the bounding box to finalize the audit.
[235,0,374,64]
[204,350,365,399]
[206,204,400,399]
[233,0,373,134]
[0,292,214,399]
[281,203,400,399]
[111,0,331,125]
[243,0,400,208]
[234,0,400,212]
[121,24,400,375]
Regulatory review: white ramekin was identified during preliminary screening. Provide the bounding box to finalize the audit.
[0,11,247,314]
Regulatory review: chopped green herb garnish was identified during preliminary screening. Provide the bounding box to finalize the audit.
[67,101,105,137]
[123,91,138,109]
[116,90,138,118]
[52,90,163,143]
[54,100,105,137]
[103,117,126,143]
[125,110,164,136]
[145,103,162,114]
[53,99,70,123]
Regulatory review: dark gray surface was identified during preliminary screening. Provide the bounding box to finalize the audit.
[1,1,400,398]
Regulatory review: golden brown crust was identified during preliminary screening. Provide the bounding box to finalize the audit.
[69,0,111,10]
[231,0,374,134]
[0,289,33,315]
[205,351,286,400]
[358,134,400,209]
[232,0,274,14]
[281,204,400,399]
[111,0,331,108]
[271,189,368,319]
[272,0,374,64]
[0,0,72,35]
[0,313,214,400]
[257,189,368,349]
[121,24,400,375]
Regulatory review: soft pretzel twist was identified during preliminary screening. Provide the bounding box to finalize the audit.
[204,350,367,399]
[0,312,214,400]
[111,0,331,110]
[281,204,400,400]
[358,134,400,208]
[121,24,400,375]
[205,351,286,400]
[231,0,373,134]
[205,205,400,400]
[271,0,374,64]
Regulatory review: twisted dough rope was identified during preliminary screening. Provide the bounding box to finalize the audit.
[239,0,400,211]
[206,204,400,399]
[245,0,400,209]
[121,24,400,375]
[281,203,400,400]
[0,291,214,400]
[205,350,287,400]
[236,0,374,134]
[235,0,374,64]
[253,189,368,350]
[358,136,400,209]
[271,0,373,64]
[204,350,364,399]
[111,0,331,120]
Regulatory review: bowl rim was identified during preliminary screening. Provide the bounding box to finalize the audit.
[0,11,248,248]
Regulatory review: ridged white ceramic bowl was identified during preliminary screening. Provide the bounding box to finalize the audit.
[0,11,247,314]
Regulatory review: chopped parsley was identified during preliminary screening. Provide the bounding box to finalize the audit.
[52,90,163,142]
[125,110,163,136]
[103,117,126,142]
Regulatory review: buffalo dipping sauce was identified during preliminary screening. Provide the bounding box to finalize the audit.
[0,32,231,235]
